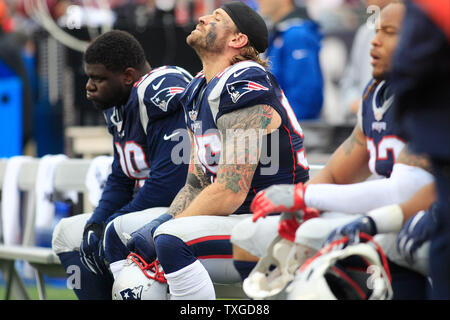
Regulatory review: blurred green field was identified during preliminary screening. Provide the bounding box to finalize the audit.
[0,283,77,300]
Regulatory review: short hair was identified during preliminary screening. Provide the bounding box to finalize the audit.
[84,30,147,73]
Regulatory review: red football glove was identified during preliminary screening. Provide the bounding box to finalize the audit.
[251,183,306,222]
[278,207,320,242]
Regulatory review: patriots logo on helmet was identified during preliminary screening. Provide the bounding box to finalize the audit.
[120,285,144,300]
[151,87,185,112]
[226,80,269,103]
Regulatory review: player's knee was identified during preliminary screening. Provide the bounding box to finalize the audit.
[103,220,130,264]
[154,234,196,274]
[52,217,75,255]
[232,244,259,262]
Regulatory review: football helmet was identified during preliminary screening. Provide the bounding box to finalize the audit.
[112,253,168,300]
[286,233,393,300]
[243,211,319,299]
[243,235,303,299]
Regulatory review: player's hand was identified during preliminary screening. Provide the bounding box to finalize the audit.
[324,216,378,247]
[251,183,306,222]
[397,207,437,264]
[278,208,320,242]
[80,222,107,275]
[126,214,172,263]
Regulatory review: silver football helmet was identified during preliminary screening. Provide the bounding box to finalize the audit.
[112,253,169,300]
[286,234,393,300]
[243,211,316,300]
[243,235,302,299]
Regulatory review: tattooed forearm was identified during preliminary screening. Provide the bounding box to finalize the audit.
[167,130,211,216]
[216,104,276,194]
[166,182,202,217]
[397,146,432,173]
[187,164,212,189]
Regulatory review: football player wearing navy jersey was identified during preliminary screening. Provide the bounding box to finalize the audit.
[390,0,450,300]
[51,30,191,299]
[119,1,310,300]
[242,2,436,299]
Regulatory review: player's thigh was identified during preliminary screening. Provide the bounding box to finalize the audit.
[230,215,279,258]
[106,207,168,246]
[155,214,252,284]
[155,214,252,242]
[375,233,429,275]
[52,212,92,254]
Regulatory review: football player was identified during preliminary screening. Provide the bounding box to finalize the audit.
[233,1,436,299]
[389,0,450,300]
[51,30,192,299]
[116,1,310,300]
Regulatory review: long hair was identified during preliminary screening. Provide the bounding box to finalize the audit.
[230,43,269,68]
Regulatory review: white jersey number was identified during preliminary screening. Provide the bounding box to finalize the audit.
[367,136,405,175]
[195,132,222,174]
[115,142,150,180]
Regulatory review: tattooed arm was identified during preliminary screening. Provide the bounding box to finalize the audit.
[396,145,432,173]
[166,129,212,217]
[173,104,281,218]
[307,124,372,185]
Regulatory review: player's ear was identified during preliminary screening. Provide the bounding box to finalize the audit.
[122,67,138,86]
[229,32,248,50]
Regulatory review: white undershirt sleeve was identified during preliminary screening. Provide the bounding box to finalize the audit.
[304,164,434,214]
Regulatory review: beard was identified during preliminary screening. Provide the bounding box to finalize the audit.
[187,27,226,56]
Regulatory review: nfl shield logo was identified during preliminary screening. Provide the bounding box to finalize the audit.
[189,110,198,121]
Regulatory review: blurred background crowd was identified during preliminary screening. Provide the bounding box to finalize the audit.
[0,0,386,160]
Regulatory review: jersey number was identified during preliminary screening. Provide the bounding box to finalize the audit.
[366,136,405,175]
[281,91,308,169]
[115,142,150,180]
[195,133,222,174]
[194,92,308,174]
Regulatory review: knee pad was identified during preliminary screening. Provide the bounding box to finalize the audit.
[52,218,70,255]
[295,214,356,250]
[230,216,278,258]
[52,213,91,255]
[155,234,196,274]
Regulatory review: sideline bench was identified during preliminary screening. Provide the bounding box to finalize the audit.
[0,157,325,300]
[0,158,90,300]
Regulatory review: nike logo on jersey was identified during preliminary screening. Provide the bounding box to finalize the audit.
[152,77,166,91]
[164,131,180,140]
[226,80,269,103]
[233,68,250,78]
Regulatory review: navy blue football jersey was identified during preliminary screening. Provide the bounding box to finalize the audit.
[92,66,193,223]
[359,79,406,178]
[180,60,310,214]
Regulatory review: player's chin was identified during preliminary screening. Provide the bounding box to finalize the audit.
[91,100,112,111]
[372,68,386,81]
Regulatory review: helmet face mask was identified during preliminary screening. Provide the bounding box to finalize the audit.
[243,236,306,299]
[286,234,393,300]
[112,253,169,300]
